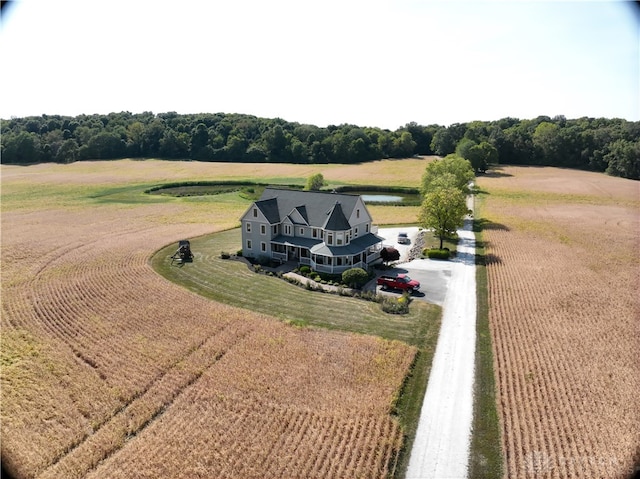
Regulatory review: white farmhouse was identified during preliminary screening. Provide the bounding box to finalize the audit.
[240,188,384,273]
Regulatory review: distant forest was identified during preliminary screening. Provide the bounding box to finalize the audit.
[1,111,638,179]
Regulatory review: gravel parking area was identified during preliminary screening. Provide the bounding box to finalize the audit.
[373,227,453,306]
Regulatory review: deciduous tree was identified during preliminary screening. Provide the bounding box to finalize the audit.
[305,173,325,191]
[605,139,640,180]
[421,154,474,195]
[419,186,470,250]
[457,139,498,173]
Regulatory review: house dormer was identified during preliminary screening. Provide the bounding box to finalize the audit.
[288,205,309,225]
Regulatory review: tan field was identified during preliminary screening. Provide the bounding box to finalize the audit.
[477,166,640,478]
[1,159,429,479]
[6,158,637,479]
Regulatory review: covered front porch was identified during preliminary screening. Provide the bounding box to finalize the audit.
[270,233,384,274]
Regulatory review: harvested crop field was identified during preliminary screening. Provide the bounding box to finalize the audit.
[0,160,428,479]
[476,166,640,478]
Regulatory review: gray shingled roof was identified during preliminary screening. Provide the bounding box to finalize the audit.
[310,232,385,256]
[322,202,351,231]
[254,197,280,224]
[257,188,362,229]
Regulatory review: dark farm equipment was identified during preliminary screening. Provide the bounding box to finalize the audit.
[171,240,193,265]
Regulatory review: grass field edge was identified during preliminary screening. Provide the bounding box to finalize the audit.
[468,208,504,478]
[392,305,442,479]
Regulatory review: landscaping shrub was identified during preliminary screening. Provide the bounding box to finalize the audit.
[359,290,380,302]
[426,248,451,260]
[341,267,369,288]
[381,293,411,314]
[299,265,311,275]
[380,247,401,264]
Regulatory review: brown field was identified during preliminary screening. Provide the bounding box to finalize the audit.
[0,159,427,479]
[477,166,640,478]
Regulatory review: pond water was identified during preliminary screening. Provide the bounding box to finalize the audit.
[360,194,404,203]
[345,190,419,204]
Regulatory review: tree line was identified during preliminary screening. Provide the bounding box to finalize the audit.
[1,111,638,179]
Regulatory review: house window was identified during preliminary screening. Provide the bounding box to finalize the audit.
[253,208,258,217]
[272,225,278,235]
[312,229,318,238]
[300,227,304,236]
[246,222,251,232]
[354,227,359,237]
[337,233,343,245]
[261,242,267,252]
[261,224,266,235]
[327,233,333,245]
[366,224,369,233]
[357,209,360,219]
[285,225,292,236]
[246,239,252,249]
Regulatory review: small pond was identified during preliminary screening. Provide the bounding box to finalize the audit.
[146,183,420,205]
[360,194,404,203]
[344,190,420,205]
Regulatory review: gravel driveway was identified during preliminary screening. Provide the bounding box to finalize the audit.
[373,227,453,306]
[377,206,477,479]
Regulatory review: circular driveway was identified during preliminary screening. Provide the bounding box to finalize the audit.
[370,227,454,306]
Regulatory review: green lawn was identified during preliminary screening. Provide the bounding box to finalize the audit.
[469,203,503,479]
[152,228,440,347]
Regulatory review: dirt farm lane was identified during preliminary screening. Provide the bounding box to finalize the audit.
[405,207,477,478]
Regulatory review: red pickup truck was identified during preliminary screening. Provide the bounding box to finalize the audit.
[377,274,420,293]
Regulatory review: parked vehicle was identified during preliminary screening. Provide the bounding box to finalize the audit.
[397,232,409,244]
[376,273,420,293]
[171,239,193,264]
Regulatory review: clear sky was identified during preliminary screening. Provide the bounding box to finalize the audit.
[1,0,638,130]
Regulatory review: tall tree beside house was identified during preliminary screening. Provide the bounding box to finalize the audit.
[419,186,470,250]
[421,154,475,196]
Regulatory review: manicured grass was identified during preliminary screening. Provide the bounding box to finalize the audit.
[421,233,459,253]
[468,205,503,479]
[152,228,440,347]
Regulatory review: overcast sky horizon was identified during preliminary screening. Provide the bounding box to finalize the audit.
[1,0,638,130]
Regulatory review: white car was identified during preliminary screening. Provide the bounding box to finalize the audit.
[397,232,409,244]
